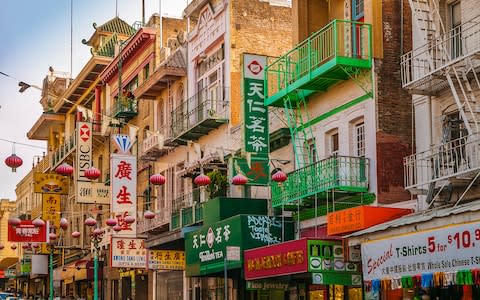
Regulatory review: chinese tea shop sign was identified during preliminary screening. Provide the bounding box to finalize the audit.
[111,237,146,268]
[185,215,292,276]
[361,221,480,281]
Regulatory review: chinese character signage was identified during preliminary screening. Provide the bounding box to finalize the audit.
[185,215,292,276]
[42,194,61,229]
[77,181,110,204]
[232,157,269,186]
[8,220,47,242]
[148,250,185,270]
[111,154,137,236]
[34,173,68,194]
[243,54,268,155]
[361,221,480,281]
[111,237,146,268]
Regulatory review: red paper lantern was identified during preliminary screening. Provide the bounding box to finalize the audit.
[194,174,211,186]
[22,244,29,250]
[71,231,81,238]
[84,167,101,180]
[93,228,104,237]
[8,217,21,227]
[150,174,166,186]
[106,218,117,227]
[124,215,135,224]
[49,233,57,241]
[0,244,4,250]
[60,218,69,230]
[32,243,40,249]
[32,218,45,228]
[112,225,122,232]
[144,211,155,219]
[5,154,23,172]
[10,244,17,250]
[272,170,288,183]
[55,163,74,176]
[231,174,248,185]
[84,217,97,227]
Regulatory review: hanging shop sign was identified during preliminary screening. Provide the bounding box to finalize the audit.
[327,206,412,236]
[111,237,146,268]
[77,181,110,204]
[148,250,185,270]
[232,157,269,186]
[33,173,68,194]
[185,215,292,276]
[76,122,93,182]
[8,220,47,243]
[243,54,269,156]
[40,193,61,254]
[361,221,480,281]
[111,153,137,236]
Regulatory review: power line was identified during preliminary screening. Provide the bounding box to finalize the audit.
[0,138,46,150]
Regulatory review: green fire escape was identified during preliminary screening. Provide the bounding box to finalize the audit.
[265,20,373,217]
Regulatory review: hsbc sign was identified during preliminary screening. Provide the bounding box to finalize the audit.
[76,122,93,202]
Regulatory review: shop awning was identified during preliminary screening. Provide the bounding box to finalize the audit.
[346,201,480,246]
[0,257,19,270]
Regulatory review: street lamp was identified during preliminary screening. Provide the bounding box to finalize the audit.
[84,217,104,300]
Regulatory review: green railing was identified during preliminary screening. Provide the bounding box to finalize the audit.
[170,201,203,230]
[265,20,372,106]
[271,156,369,207]
[111,96,138,119]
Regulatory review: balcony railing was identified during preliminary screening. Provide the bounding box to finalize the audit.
[170,202,203,230]
[51,130,76,168]
[404,133,480,190]
[111,96,138,121]
[171,86,229,141]
[401,15,480,90]
[271,156,369,207]
[265,19,372,107]
[172,188,201,213]
[137,210,170,233]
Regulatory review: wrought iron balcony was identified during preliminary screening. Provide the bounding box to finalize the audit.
[111,96,138,121]
[51,130,76,169]
[137,210,170,233]
[172,188,201,213]
[401,15,480,94]
[171,86,229,142]
[170,202,203,230]
[404,133,480,191]
[265,20,372,107]
[271,156,369,207]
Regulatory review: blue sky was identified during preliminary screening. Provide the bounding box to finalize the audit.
[0,0,187,200]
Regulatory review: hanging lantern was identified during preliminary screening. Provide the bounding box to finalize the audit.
[22,244,29,250]
[0,244,4,250]
[71,231,81,238]
[194,174,211,186]
[112,225,122,232]
[32,218,45,228]
[231,174,248,185]
[60,218,68,230]
[149,174,166,186]
[124,215,135,224]
[49,233,57,241]
[272,170,288,183]
[93,228,104,237]
[55,163,74,176]
[84,217,97,227]
[8,217,21,227]
[84,167,101,180]
[106,218,117,227]
[32,243,40,249]
[5,154,23,172]
[144,211,155,220]
[10,244,17,250]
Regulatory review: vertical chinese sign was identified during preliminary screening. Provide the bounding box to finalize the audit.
[241,54,269,185]
[111,153,137,236]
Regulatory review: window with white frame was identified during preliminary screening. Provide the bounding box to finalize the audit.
[327,130,339,156]
[354,122,365,157]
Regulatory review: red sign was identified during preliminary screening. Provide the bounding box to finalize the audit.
[8,220,47,242]
[244,239,308,280]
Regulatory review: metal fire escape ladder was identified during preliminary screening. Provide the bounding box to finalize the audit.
[283,91,318,170]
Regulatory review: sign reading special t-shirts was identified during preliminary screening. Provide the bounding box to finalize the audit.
[361,221,480,281]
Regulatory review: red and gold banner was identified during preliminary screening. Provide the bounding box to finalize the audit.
[8,220,47,242]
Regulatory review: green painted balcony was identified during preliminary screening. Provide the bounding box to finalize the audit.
[271,156,369,208]
[170,202,203,230]
[265,20,372,107]
[111,96,138,121]
[171,86,229,143]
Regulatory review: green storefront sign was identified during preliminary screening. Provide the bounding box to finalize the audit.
[232,157,270,186]
[185,215,292,276]
[21,259,31,275]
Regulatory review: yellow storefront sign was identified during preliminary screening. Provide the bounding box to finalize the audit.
[34,173,69,195]
[41,193,61,254]
[148,250,185,270]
